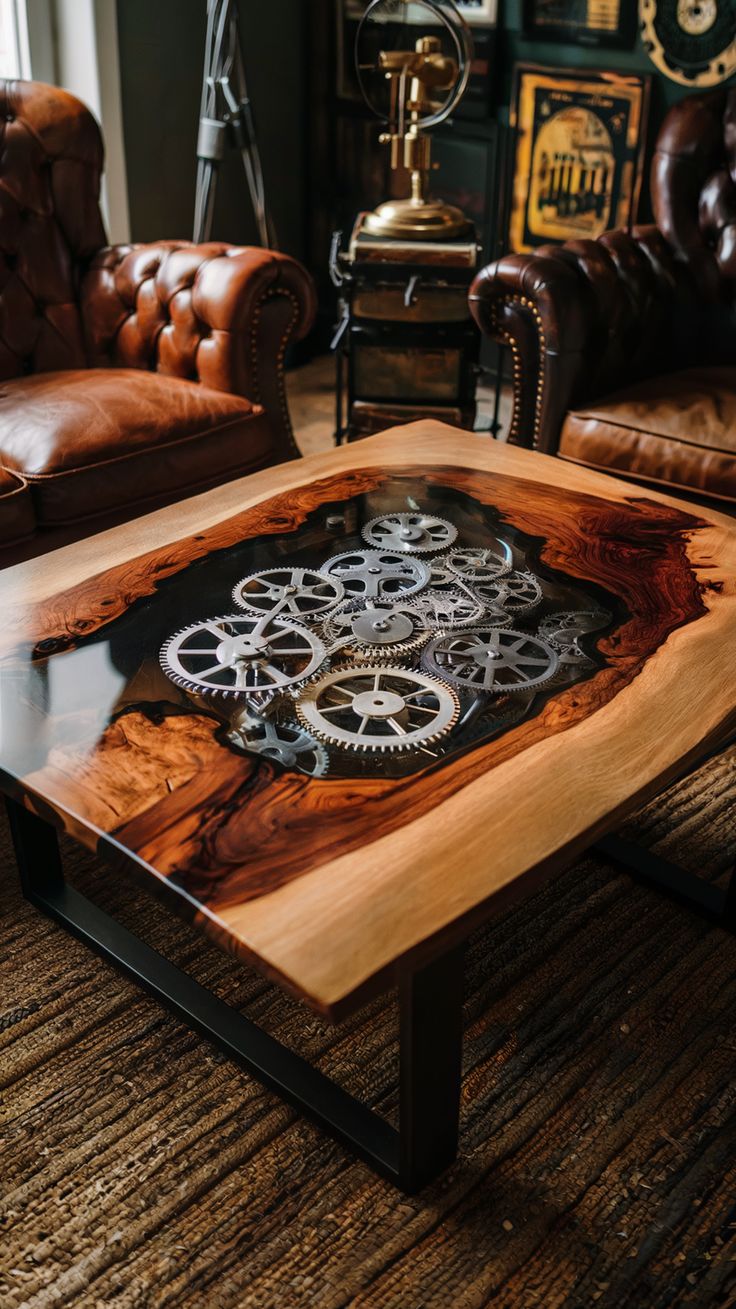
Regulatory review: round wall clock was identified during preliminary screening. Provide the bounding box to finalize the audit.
[639,0,736,85]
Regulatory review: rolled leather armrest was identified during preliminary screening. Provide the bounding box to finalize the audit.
[80,241,317,460]
[469,225,723,453]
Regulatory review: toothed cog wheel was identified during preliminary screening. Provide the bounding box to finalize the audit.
[323,548,429,600]
[472,569,543,615]
[232,567,344,620]
[226,711,329,776]
[539,609,610,664]
[296,665,460,752]
[341,605,427,662]
[361,512,457,554]
[444,542,513,583]
[161,614,326,696]
[407,587,486,630]
[423,627,558,693]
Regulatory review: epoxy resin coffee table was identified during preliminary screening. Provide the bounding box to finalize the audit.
[3,423,736,1191]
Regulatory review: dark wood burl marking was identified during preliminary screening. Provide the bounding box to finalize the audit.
[9,465,709,923]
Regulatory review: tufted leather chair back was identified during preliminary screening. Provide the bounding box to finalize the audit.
[0,79,106,381]
[652,86,736,295]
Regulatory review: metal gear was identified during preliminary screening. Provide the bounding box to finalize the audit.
[160,614,327,697]
[539,609,611,664]
[232,567,344,621]
[361,511,457,554]
[406,587,486,630]
[336,605,428,663]
[472,568,543,615]
[296,665,460,752]
[322,548,429,601]
[423,626,559,694]
[226,710,329,776]
[444,542,513,584]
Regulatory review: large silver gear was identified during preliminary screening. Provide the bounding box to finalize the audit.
[226,710,329,776]
[296,665,460,753]
[407,587,486,631]
[361,511,457,554]
[423,626,559,694]
[472,569,543,615]
[232,567,344,621]
[443,542,513,584]
[161,614,326,697]
[322,548,429,601]
[539,609,611,665]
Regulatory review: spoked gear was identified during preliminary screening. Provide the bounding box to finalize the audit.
[296,665,460,753]
[472,569,543,615]
[443,542,513,584]
[361,512,457,554]
[539,609,611,664]
[226,710,329,776]
[323,548,429,601]
[407,587,486,631]
[232,567,344,621]
[423,626,559,694]
[161,614,326,697]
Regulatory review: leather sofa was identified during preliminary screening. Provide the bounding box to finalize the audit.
[469,87,736,505]
[0,79,316,563]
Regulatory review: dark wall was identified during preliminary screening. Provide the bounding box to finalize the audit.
[116,0,308,257]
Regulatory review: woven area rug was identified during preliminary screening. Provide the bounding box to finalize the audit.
[1,747,735,1309]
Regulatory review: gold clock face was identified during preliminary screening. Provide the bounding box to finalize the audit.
[640,0,736,85]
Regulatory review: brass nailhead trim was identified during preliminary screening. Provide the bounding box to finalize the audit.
[488,294,546,448]
[249,287,301,458]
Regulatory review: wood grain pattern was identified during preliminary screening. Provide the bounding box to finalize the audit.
[3,423,736,1018]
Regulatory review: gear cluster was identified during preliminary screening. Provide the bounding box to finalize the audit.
[160,508,611,777]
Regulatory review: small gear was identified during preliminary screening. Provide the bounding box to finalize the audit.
[444,542,513,584]
[428,556,463,590]
[226,710,329,776]
[472,569,543,615]
[322,548,429,601]
[296,665,460,752]
[232,567,344,621]
[407,587,486,630]
[423,626,558,694]
[161,614,326,697]
[539,609,611,663]
[361,511,457,554]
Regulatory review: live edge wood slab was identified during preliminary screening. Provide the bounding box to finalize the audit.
[2,422,735,1021]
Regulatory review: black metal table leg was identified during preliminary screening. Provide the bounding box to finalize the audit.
[399,944,465,1191]
[4,796,465,1192]
[595,833,735,933]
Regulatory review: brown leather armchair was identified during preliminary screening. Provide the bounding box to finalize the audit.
[0,79,316,562]
[469,87,736,505]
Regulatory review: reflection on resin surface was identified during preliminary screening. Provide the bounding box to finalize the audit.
[1,478,621,788]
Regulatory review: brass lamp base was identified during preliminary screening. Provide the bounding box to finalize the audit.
[363,197,472,241]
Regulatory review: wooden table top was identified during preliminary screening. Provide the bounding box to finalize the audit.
[2,422,735,1019]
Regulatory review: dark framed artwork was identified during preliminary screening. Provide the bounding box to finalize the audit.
[522,0,638,49]
[507,63,650,254]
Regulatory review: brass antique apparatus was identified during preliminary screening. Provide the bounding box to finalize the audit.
[357,0,474,239]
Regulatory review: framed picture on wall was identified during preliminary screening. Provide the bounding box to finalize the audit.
[522,0,638,49]
[507,63,650,254]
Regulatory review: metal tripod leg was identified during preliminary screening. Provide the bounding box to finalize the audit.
[5,797,465,1192]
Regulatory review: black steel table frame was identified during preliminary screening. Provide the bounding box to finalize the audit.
[5,797,464,1195]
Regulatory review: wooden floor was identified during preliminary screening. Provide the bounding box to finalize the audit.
[1,748,735,1307]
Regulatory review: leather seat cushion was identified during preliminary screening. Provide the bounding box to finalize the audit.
[558,366,736,502]
[0,465,35,546]
[0,368,273,525]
